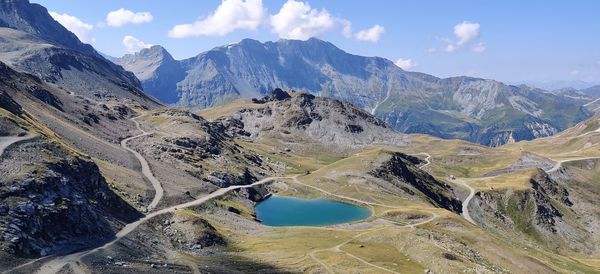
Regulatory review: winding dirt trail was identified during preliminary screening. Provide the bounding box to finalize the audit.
[413,152,476,224]
[307,211,438,274]
[414,152,431,169]
[290,177,396,209]
[0,134,35,158]
[4,115,290,274]
[120,116,163,211]
[545,156,600,173]
[18,176,291,274]
[454,179,476,224]
[291,174,438,274]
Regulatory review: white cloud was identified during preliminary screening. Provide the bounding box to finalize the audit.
[354,25,384,42]
[454,21,480,45]
[395,58,416,70]
[472,42,486,53]
[49,12,95,43]
[340,19,353,38]
[106,8,153,27]
[429,21,484,54]
[167,0,384,42]
[122,35,152,53]
[169,0,264,38]
[570,70,580,75]
[270,0,335,40]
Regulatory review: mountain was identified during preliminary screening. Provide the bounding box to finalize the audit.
[3,1,600,272]
[0,0,95,55]
[116,38,592,146]
[580,85,600,98]
[115,45,185,104]
[518,80,599,90]
[219,88,409,147]
[0,0,158,108]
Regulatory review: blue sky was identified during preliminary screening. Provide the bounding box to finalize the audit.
[33,0,600,87]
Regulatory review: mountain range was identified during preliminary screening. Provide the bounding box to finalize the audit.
[115,39,594,146]
[2,1,600,273]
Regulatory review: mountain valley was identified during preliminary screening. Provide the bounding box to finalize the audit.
[0,1,599,273]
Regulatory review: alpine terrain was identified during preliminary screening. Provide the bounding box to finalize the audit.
[116,39,593,146]
[0,1,599,274]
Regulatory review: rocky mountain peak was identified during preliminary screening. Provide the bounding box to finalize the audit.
[0,0,96,55]
[251,88,291,103]
[116,45,179,82]
[138,45,174,61]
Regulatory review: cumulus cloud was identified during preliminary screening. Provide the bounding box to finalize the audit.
[167,0,384,42]
[270,0,335,40]
[49,12,95,43]
[354,25,385,42]
[454,21,480,45]
[169,0,264,38]
[106,8,153,27]
[429,21,485,53]
[395,58,416,70]
[122,35,152,53]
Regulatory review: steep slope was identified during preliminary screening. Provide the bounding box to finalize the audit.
[0,65,142,268]
[0,0,95,55]
[119,38,591,146]
[0,0,158,108]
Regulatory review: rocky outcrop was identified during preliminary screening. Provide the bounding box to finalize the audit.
[144,109,269,189]
[252,88,291,104]
[0,90,22,116]
[370,152,462,213]
[207,169,257,188]
[154,213,226,254]
[224,90,407,147]
[470,169,597,253]
[0,140,142,261]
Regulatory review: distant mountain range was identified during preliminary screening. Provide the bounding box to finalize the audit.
[114,39,593,146]
[517,80,600,91]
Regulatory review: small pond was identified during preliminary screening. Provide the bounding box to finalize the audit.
[255,195,371,227]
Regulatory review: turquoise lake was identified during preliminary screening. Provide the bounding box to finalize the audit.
[255,195,371,226]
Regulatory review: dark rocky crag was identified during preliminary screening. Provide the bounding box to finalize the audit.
[370,152,463,213]
[471,169,596,254]
[0,127,142,268]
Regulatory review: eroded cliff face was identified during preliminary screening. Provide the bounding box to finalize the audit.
[0,137,141,265]
[369,152,463,213]
[470,170,597,254]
